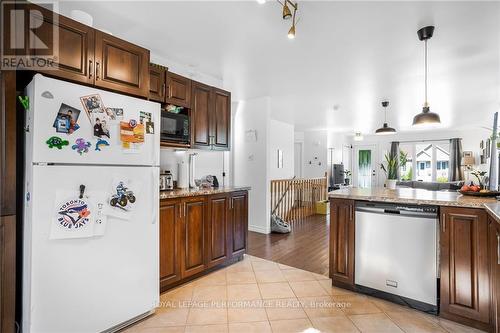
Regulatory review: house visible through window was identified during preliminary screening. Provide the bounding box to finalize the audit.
[398,142,450,183]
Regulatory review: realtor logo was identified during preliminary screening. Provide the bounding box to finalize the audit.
[1,1,59,70]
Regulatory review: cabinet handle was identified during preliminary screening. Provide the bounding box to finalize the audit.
[89,60,93,78]
[162,83,166,98]
[96,62,100,79]
[350,205,353,221]
[168,85,172,98]
[230,198,233,209]
[441,214,446,233]
[497,233,500,265]
[183,203,186,218]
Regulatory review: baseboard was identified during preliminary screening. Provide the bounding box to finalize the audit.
[248,224,270,234]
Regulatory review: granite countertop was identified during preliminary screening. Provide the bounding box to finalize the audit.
[329,187,498,209]
[160,186,251,200]
[484,202,500,224]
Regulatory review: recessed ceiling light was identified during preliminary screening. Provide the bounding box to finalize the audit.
[256,0,266,4]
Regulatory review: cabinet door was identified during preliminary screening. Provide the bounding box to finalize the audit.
[440,207,490,326]
[191,81,212,148]
[149,64,166,103]
[180,197,207,278]
[490,219,500,333]
[94,31,149,97]
[166,72,191,108]
[211,88,231,150]
[329,199,355,287]
[206,194,229,267]
[229,192,248,257]
[28,4,95,84]
[159,199,181,289]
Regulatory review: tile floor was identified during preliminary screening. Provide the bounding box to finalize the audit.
[123,255,485,333]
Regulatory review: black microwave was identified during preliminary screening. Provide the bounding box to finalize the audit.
[160,111,190,143]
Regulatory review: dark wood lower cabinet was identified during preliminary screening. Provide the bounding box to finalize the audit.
[160,191,248,291]
[180,197,207,278]
[440,207,491,330]
[159,199,181,289]
[230,192,248,257]
[490,218,500,333]
[329,199,355,288]
[206,195,229,268]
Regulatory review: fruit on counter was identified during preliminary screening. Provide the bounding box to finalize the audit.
[460,185,470,192]
[480,189,490,193]
[470,185,481,192]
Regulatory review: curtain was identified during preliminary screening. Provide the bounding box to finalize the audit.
[449,138,464,181]
[390,141,400,179]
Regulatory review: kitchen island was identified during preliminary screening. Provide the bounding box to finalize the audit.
[329,187,499,332]
[159,187,250,292]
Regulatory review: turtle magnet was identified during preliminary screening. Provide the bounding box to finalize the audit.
[72,138,91,155]
[95,139,110,151]
[46,136,69,149]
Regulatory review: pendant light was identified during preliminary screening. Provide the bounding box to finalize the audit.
[375,101,396,135]
[412,26,441,126]
[282,0,292,19]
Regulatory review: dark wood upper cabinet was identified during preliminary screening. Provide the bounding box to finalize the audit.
[440,207,491,330]
[27,4,95,84]
[329,199,355,288]
[180,197,207,278]
[212,88,231,150]
[149,64,166,103]
[94,31,149,98]
[490,219,500,333]
[159,199,181,289]
[191,81,212,148]
[166,72,191,108]
[229,192,248,257]
[206,194,229,268]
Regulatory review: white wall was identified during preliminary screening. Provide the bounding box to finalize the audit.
[295,130,328,179]
[234,97,271,234]
[348,128,491,186]
[269,120,294,180]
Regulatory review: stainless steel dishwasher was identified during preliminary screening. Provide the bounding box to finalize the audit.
[355,201,438,312]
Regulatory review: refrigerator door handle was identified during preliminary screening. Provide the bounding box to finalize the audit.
[151,169,158,224]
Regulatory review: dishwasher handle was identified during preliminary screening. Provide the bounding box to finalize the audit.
[356,206,438,219]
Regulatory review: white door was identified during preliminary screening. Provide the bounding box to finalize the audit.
[353,145,378,188]
[27,74,160,166]
[24,164,159,333]
[294,142,303,178]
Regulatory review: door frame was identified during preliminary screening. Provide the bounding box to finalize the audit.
[294,142,303,178]
[352,144,379,188]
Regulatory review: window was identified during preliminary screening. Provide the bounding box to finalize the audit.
[399,141,450,182]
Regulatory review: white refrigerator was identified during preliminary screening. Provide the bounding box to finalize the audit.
[23,74,160,332]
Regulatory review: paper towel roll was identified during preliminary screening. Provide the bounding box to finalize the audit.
[177,161,188,189]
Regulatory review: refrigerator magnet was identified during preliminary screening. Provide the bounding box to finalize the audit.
[50,191,94,240]
[52,103,81,134]
[46,136,69,149]
[95,139,110,151]
[80,94,105,121]
[140,111,154,135]
[18,96,29,110]
[109,181,136,210]
[72,138,92,155]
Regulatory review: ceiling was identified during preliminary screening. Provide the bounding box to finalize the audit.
[57,1,500,133]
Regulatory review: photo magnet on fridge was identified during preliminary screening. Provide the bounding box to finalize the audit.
[50,191,94,240]
[140,111,154,134]
[52,103,81,134]
[92,114,111,138]
[106,107,124,121]
[80,94,105,120]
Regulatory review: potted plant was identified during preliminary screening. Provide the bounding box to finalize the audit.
[380,153,399,190]
[344,170,352,185]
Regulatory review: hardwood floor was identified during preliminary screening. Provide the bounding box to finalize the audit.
[247,214,329,276]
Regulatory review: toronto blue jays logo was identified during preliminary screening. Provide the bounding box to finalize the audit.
[56,199,91,229]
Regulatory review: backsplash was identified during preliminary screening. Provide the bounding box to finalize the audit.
[160,149,230,187]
